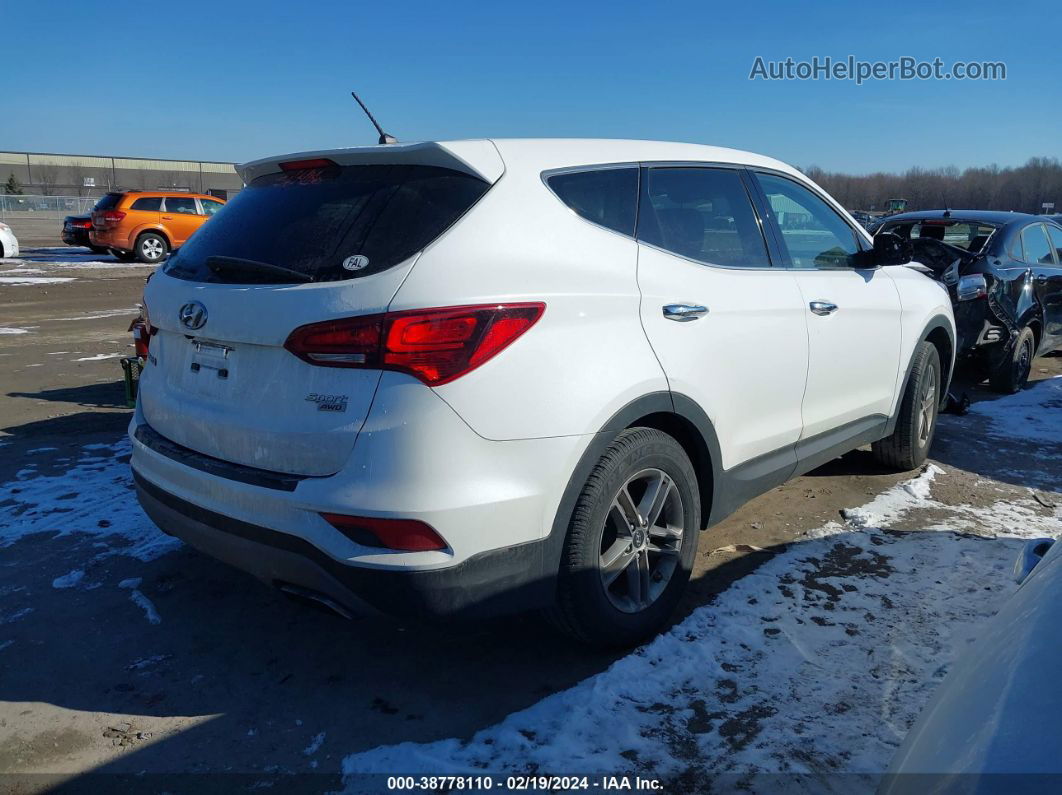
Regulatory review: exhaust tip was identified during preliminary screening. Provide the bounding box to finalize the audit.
[276,582,354,620]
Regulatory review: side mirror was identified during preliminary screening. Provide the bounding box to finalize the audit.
[873,232,912,266]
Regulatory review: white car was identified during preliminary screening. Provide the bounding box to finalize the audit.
[0,222,19,258]
[130,139,955,646]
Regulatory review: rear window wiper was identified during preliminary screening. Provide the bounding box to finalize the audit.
[206,256,313,283]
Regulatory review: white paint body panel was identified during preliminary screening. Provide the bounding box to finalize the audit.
[636,244,808,469]
[792,267,902,439]
[0,224,19,258]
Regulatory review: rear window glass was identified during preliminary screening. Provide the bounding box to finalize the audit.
[881,220,998,252]
[547,168,638,236]
[131,197,162,211]
[164,163,489,283]
[94,193,122,211]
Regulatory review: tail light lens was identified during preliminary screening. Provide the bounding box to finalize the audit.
[284,303,545,386]
[100,210,126,226]
[320,513,447,551]
[73,219,92,229]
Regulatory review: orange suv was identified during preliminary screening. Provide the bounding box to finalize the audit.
[91,191,226,263]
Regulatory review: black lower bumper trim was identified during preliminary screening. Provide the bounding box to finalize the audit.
[133,470,555,621]
[134,424,311,491]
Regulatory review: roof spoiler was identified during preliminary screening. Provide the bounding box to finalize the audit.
[237,140,504,185]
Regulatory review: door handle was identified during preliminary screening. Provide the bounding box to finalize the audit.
[162,215,173,220]
[809,300,838,316]
[663,304,709,322]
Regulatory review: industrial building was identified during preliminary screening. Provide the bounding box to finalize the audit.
[0,150,243,199]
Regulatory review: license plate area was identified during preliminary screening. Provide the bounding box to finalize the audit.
[186,339,236,396]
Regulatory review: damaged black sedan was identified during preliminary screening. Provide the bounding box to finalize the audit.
[875,211,1062,392]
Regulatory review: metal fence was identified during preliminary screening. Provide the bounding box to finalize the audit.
[0,194,102,223]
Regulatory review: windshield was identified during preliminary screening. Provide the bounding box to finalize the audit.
[163,163,489,284]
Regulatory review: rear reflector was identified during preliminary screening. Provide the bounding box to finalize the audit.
[320,513,447,552]
[284,303,545,386]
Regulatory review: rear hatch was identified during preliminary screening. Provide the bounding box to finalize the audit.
[138,141,503,476]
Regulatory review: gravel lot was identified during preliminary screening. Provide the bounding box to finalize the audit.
[1,248,1060,792]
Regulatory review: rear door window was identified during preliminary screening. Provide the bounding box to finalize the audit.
[546,167,638,236]
[1048,225,1062,263]
[164,197,199,215]
[200,199,224,216]
[164,163,490,283]
[1021,223,1056,264]
[131,197,162,211]
[637,167,770,268]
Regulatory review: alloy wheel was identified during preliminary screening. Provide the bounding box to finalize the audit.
[917,366,937,446]
[142,238,165,261]
[599,468,684,613]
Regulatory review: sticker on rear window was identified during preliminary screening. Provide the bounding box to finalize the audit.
[342,254,370,272]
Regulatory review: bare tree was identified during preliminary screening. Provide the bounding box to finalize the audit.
[34,163,60,196]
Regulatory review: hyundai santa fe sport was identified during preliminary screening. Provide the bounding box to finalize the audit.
[131,139,955,646]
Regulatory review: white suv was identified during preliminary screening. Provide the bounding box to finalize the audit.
[131,139,955,646]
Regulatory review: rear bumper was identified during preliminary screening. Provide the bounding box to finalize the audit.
[134,470,555,620]
[89,228,128,249]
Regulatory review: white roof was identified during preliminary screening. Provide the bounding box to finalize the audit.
[238,138,805,184]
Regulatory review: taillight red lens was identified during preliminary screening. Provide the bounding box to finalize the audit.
[320,513,447,552]
[102,210,126,225]
[284,303,545,386]
[74,219,92,229]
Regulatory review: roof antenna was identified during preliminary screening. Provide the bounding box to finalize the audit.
[350,91,398,145]
[942,193,951,218]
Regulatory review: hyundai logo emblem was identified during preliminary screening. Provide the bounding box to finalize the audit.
[178,301,208,331]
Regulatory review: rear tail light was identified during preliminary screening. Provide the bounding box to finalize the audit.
[73,219,92,229]
[284,303,545,386]
[100,210,126,226]
[320,513,447,552]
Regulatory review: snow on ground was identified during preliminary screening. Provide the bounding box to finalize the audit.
[73,352,125,362]
[0,276,76,286]
[0,328,30,334]
[0,439,180,565]
[969,374,1062,446]
[342,384,1062,792]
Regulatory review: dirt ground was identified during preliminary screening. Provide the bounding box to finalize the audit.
[1,249,1060,791]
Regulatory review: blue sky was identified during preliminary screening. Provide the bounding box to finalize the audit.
[6,0,1058,173]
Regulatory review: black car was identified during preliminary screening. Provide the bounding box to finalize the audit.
[876,210,1062,392]
[61,213,109,254]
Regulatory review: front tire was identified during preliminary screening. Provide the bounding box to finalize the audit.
[988,326,1034,394]
[872,341,941,471]
[548,428,700,648]
[135,233,169,264]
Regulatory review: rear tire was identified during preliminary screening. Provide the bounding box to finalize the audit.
[872,341,941,471]
[135,233,169,264]
[110,248,137,262]
[547,428,700,648]
[988,326,1034,394]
